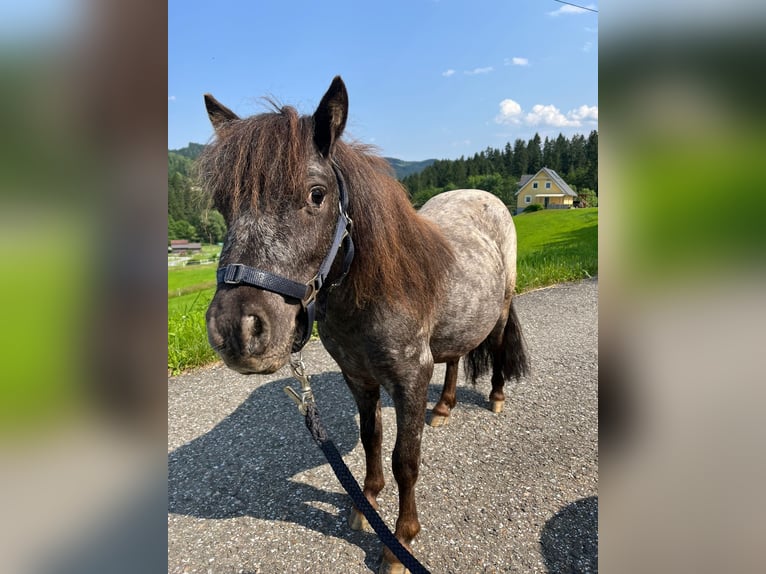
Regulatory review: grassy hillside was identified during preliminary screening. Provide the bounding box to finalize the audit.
[168,207,598,374]
[514,208,598,292]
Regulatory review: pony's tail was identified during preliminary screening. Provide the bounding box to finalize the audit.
[464,299,530,384]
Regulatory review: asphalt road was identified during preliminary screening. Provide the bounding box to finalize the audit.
[168,278,598,574]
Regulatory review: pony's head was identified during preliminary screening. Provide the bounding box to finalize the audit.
[200,77,349,374]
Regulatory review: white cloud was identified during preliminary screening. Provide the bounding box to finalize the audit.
[510,57,529,66]
[547,4,597,16]
[442,69,455,77]
[495,99,523,124]
[168,95,176,101]
[583,41,593,53]
[568,104,599,122]
[464,66,494,75]
[495,99,598,128]
[526,104,577,127]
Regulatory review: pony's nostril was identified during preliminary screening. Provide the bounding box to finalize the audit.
[241,314,269,354]
[243,314,262,337]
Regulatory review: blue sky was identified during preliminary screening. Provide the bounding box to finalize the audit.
[168,0,598,161]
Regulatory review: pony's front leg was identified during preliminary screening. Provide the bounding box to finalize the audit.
[346,378,385,532]
[381,361,432,574]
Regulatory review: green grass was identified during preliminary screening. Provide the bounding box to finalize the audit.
[167,209,598,374]
[168,289,218,375]
[168,253,220,374]
[167,263,217,297]
[514,208,598,292]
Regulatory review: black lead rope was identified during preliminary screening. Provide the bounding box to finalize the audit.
[302,403,432,574]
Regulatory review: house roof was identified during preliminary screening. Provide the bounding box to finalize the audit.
[516,167,577,197]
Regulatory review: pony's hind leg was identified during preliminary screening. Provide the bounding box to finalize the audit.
[489,355,506,413]
[489,299,530,413]
[429,358,459,427]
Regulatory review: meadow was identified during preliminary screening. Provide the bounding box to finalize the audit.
[514,207,598,292]
[168,207,598,374]
[168,264,218,375]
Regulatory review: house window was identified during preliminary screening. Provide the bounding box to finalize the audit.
[532,182,538,189]
[545,182,551,189]
[524,195,531,204]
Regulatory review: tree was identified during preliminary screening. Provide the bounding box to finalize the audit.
[555,133,570,174]
[527,133,543,173]
[543,136,561,172]
[567,166,590,192]
[502,142,514,176]
[169,218,197,241]
[578,187,598,208]
[569,134,587,172]
[195,210,227,244]
[512,139,529,178]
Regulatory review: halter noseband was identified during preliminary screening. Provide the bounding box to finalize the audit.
[215,162,354,353]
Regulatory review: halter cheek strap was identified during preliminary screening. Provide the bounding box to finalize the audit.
[216,163,355,353]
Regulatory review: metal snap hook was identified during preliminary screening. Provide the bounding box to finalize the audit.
[285,352,314,415]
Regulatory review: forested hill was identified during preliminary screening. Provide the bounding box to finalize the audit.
[385,157,437,179]
[401,131,598,207]
[169,142,205,161]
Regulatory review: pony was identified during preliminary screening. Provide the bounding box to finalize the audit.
[200,76,529,573]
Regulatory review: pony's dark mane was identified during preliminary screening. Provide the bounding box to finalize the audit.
[334,141,455,314]
[197,104,455,315]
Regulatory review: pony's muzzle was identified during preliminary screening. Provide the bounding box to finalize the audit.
[206,287,297,374]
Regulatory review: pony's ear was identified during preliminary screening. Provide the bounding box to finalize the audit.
[313,76,348,158]
[204,94,239,130]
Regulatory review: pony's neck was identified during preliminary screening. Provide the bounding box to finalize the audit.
[335,147,455,314]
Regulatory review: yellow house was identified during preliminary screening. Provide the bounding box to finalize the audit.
[515,167,577,213]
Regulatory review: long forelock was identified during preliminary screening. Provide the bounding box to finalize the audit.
[198,106,314,217]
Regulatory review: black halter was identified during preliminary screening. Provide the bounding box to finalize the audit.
[216,163,355,353]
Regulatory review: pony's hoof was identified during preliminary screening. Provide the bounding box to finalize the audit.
[378,559,410,574]
[428,413,449,427]
[348,508,371,532]
[490,399,505,413]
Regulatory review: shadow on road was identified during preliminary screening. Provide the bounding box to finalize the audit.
[540,495,598,573]
[168,370,383,571]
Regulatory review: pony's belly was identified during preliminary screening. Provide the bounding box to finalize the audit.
[429,256,507,362]
[429,311,499,363]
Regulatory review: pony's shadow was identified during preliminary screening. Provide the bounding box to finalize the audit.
[168,371,381,571]
[540,496,598,573]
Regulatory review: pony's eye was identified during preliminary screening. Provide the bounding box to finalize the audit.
[309,186,326,206]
